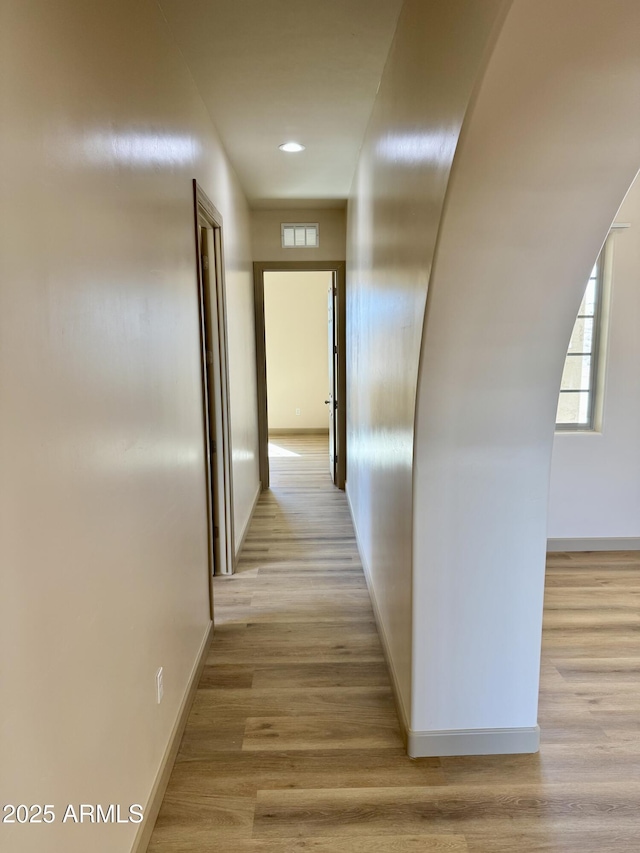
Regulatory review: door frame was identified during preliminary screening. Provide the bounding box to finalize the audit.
[253,260,346,490]
[193,179,236,593]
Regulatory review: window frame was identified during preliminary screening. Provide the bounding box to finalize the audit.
[555,238,608,432]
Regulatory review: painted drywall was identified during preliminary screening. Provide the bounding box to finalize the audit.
[412,0,640,739]
[251,208,346,262]
[548,175,640,540]
[0,2,258,851]
[346,0,506,727]
[264,272,331,430]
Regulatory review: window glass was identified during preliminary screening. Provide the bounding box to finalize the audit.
[555,245,606,431]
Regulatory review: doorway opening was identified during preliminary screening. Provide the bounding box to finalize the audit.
[253,261,346,490]
[193,180,235,605]
[264,270,333,468]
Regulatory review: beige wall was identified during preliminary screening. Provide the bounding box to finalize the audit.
[252,208,346,262]
[0,2,258,851]
[347,0,640,753]
[264,272,331,430]
[346,0,505,729]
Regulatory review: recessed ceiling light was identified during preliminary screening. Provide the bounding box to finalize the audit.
[279,141,305,153]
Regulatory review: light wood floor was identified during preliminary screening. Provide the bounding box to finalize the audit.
[148,435,640,852]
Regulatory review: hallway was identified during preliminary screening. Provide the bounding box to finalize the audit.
[148,434,417,851]
[148,436,640,852]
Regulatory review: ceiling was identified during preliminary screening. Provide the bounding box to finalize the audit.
[158,0,404,208]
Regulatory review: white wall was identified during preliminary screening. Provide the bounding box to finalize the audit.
[0,2,258,851]
[252,208,346,262]
[548,176,640,542]
[264,271,331,430]
[346,0,505,730]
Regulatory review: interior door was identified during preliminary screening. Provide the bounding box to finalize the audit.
[200,226,228,577]
[197,226,217,614]
[327,282,337,483]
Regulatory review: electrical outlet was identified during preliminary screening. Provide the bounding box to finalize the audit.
[156,667,164,704]
[295,408,301,416]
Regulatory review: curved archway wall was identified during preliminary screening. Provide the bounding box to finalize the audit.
[412,0,640,754]
[347,0,640,757]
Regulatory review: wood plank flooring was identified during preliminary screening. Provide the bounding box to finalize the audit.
[148,435,640,852]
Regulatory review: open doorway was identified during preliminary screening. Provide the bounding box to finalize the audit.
[193,180,235,604]
[264,270,334,470]
[253,261,346,490]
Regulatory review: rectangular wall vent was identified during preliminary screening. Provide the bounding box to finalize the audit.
[281,223,319,248]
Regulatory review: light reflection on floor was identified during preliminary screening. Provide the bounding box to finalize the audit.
[268,442,301,458]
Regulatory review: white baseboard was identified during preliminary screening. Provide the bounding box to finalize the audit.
[408,725,540,758]
[236,481,262,560]
[547,537,640,552]
[346,483,542,759]
[131,620,213,853]
[345,482,411,743]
